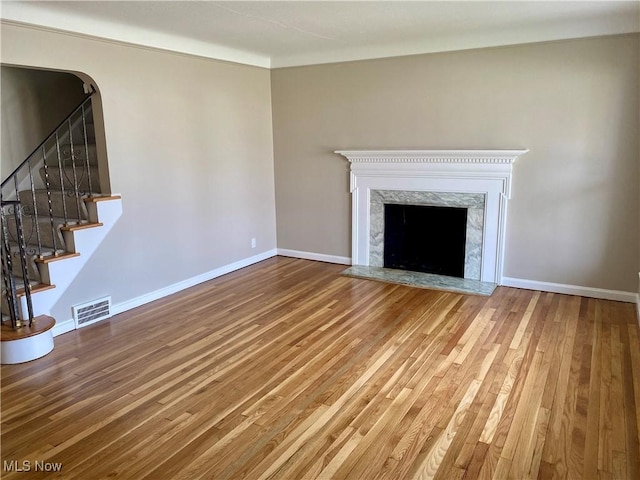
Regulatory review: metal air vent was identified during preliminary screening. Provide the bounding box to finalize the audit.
[72,296,111,328]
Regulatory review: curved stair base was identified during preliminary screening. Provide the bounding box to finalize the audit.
[1,315,55,364]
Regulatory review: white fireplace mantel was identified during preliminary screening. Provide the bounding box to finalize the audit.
[335,149,529,284]
[335,149,528,164]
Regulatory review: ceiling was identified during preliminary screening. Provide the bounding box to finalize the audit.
[2,1,639,68]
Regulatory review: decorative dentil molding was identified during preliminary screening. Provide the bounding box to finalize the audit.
[335,149,529,164]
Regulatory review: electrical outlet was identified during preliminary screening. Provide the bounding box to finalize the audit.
[251,238,256,248]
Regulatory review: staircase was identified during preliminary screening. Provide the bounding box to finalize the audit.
[1,91,121,363]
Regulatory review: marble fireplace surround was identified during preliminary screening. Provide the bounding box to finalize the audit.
[370,190,485,280]
[336,150,529,284]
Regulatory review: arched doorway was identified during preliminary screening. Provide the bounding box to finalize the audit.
[1,65,110,194]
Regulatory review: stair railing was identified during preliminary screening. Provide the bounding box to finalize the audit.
[1,90,98,329]
[1,200,33,328]
[1,92,97,259]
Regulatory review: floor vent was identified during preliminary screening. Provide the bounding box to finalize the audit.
[72,296,111,329]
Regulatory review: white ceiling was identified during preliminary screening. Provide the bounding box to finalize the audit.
[2,1,639,68]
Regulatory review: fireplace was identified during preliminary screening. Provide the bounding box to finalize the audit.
[384,203,467,277]
[336,149,528,285]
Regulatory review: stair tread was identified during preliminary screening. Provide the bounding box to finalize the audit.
[16,283,56,297]
[3,280,56,297]
[35,252,80,263]
[1,315,55,341]
[60,222,103,232]
[84,195,121,203]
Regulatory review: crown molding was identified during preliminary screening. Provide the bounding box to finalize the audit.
[0,5,271,69]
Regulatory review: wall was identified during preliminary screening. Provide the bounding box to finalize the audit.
[272,34,639,293]
[1,23,277,322]
[1,66,86,178]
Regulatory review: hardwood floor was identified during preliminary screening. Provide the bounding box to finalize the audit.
[2,257,639,479]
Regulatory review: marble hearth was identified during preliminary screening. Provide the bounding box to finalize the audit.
[336,149,528,287]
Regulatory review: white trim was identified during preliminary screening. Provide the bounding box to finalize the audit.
[277,249,351,265]
[278,248,351,265]
[337,149,528,284]
[501,277,637,303]
[0,17,270,68]
[637,272,640,327]
[52,249,277,337]
[52,318,76,337]
[111,249,278,316]
[335,149,528,164]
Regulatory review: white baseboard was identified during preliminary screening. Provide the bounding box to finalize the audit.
[277,248,351,265]
[112,249,278,316]
[52,249,277,337]
[49,255,639,338]
[501,277,637,303]
[637,273,640,328]
[52,318,76,337]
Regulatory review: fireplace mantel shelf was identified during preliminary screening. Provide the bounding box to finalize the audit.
[335,149,529,164]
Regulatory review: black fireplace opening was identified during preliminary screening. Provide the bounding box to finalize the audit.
[383,203,467,278]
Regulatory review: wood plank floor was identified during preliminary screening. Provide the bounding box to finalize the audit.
[2,257,639,479]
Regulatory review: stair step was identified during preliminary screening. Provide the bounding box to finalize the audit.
[4,277,52,295]
[5,249,81,285]
[1,291,56,326]
[4,214,68,251]
[35,251,80,264]
[5,244,43,282]
[0,315,56,341]
[16,283,56,297]
[40,165,100,193]
[84,195,122,203]
[18,189,89,222]
[60,222,103,232]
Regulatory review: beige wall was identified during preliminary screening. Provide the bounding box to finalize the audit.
[1,66,86,178]
[272,34,639,292]
[1,23,277,321]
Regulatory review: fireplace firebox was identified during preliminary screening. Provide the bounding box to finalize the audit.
[383,204,467,277]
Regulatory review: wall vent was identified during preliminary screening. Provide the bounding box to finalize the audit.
[72,296,111,329]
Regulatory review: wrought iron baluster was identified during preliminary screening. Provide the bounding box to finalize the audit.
[1,203,21,328]
[68,118,82,224]
[13,203,34,326]
[41,145,59,253]
[12,175,31,246]
[27,157,43,258]
[81,103,93,196]
[55,132,69,225]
